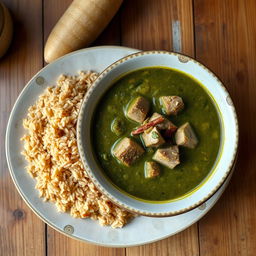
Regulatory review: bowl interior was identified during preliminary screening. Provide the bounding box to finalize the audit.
[77,51,238,216]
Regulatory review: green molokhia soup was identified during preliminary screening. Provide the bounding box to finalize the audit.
[93,67,221,201]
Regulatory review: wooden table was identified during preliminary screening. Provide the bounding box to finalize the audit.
[1,0,255,255]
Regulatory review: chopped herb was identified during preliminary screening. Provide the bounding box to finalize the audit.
[101,153,109,161]
[151,131,159,139]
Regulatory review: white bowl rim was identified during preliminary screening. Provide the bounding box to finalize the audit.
[77,50,239,217]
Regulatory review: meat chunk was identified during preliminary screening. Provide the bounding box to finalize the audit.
[153,146,180,169]
[149,112,177,131]
[142,127,165,147]
[175,122,198,148]
[144,161,160,178]
[112,137,145,166]
[160,96,184,115]
[126,96,150,123]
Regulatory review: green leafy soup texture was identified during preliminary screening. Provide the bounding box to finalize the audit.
[93,67,221,201]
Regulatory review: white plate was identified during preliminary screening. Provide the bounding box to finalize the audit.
[6,46,234,247]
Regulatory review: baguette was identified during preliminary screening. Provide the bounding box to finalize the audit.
[44,0,123,63]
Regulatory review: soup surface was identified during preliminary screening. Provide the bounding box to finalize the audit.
[93,67,221,201]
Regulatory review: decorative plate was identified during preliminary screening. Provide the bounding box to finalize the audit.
[6,46,235,247]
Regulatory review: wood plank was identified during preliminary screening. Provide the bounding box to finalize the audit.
[93,12,121,46]
[194,0,256,255]
[44,1,124,254]
[47,227,125,255]
[126,226,199,256]
[0,0,45,256]
[121,1,198,254]
[173,0,195,56]
[121,0,194,56]
[121,0,171,50]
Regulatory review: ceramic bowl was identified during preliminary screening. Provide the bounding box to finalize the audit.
[77,51,238,217]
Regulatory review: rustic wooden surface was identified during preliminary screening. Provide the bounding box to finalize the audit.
[0,0,255,255]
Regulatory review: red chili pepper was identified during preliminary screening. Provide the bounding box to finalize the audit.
[131,116,165,135]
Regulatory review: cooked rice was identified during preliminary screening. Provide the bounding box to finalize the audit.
[21,71,133,228]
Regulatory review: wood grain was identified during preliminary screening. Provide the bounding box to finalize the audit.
[173,0,194,56]
[121,0,194,56]
[93,10,121,46]
[0,0,45,255]
[121,0,172,50]
[122,1,198,254]
[194,0,256,255]
[47,228,125,256]
[126,226,199,256]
